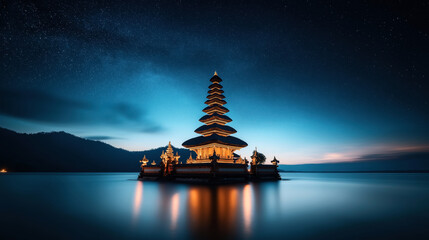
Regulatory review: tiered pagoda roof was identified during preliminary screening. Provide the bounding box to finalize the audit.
[183,72,247,148]
[199,113,232,124]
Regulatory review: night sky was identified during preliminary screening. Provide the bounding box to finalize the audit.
[1,0,428,164]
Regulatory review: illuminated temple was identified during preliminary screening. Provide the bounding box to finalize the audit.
[138,72,280,182]
[182,72,247,164]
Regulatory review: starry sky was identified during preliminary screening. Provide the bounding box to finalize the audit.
[1,0,428,164]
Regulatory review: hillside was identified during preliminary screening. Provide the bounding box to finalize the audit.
[0,127,195,172]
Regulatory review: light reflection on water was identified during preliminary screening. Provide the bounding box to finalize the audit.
[1,173,429,239]
[170,193,179,230]
[133,181,142,222]
[243,184,252,236]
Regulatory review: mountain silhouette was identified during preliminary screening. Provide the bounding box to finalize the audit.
[0,127,195,172]
[2,127,428,172]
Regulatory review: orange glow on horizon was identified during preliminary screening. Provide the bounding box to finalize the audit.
[0,169,7,173]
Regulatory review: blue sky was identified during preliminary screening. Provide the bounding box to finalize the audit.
[1,0,428,164]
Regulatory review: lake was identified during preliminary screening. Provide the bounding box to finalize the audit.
[1,173,429,239]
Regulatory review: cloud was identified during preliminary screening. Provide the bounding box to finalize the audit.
[283,149,429,171]
[357,151,429,163]
[0,88,163,132]
[0,88,92,124]
[112,103,144,122]
[353,145,429,163]
[322,153,351,161]
[85,136,121,141]
[141,125,164,134]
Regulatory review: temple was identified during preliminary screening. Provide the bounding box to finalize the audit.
[138,72,280,182]
[182,71,248,163]
[161,141,180,165]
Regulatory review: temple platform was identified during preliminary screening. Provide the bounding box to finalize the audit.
[138,162,280,183]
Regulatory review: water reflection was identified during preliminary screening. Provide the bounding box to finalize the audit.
[187,185,242,239]
[171,193,180,230]
[243,184,252,236]
[102,173,429,239]
[133,181,143,222]
[131,182,280,239]
[0,174,428,239]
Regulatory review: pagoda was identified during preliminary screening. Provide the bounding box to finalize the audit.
[182,72,248,163]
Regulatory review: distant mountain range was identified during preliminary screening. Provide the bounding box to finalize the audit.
[279,153,429,172]
[0,127,195,172]
[1,127,428,172]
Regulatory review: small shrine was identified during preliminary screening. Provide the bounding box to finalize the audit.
[186,153,194,164]
[140,155,149,166]
[271,157,279,166]
[251,148,259,166]
[160,142,180,166]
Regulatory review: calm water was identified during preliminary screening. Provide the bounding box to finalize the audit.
[1,173,429,240]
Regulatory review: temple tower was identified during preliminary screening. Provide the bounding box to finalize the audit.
[160,141,180,165]
[182,72,247,163]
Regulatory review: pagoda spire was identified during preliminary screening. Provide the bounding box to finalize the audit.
[182,73,248,163]
[166,141,173,154]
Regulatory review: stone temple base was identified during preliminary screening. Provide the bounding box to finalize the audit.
[138,162,280,183]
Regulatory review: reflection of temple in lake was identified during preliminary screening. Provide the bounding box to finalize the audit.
[187,185,240,239]
[132,181,281,240]
[138,72,280,182]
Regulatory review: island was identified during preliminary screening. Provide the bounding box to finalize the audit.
[138,72,280,182]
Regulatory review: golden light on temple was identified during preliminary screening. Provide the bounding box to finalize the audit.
[140,155,148,167]
[133,181,143,221]
[0,169,7,173]
[161,142,180,166]
[243,184,253,235]
[138,72,280,181]
[182,72,248,163]
[170,193,180,230]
